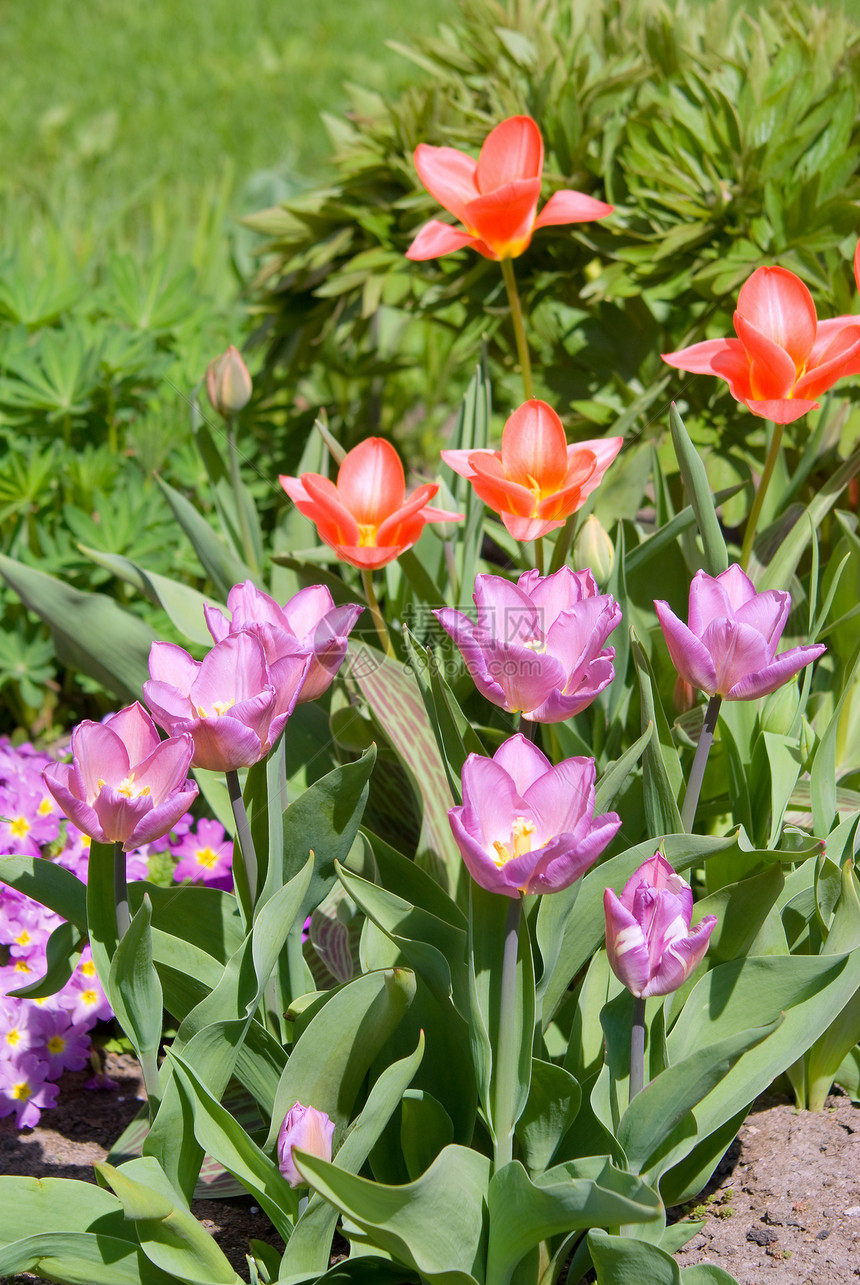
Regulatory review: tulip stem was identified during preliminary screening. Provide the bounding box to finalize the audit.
[113,841,130,941]
[500,258,534,401]
[680,694,722,833]
[493,895,523,1171]
[226,417,259,575]
[361,568,394,658]
[629,995,647,1101]
[740,420,783,570]
[226,769,259,908]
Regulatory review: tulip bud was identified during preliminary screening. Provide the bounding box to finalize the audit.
[277,1102,335,1187]
[573,515,615,585]
[760,682,800,736]
[205,346,252,418]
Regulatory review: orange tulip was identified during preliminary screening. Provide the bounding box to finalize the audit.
[441,399,623,541]
[663,261,860,423]
[279,437,462,570]
[406,116,612,262]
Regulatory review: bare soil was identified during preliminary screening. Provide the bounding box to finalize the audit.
[2,1056,860,1284]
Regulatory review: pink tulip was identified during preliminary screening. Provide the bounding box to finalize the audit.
[654,564,825,701]
[449,733,620,898]
[277,1101,335,1187]
[144,633,309,772]
[42,703,197,851]
[204,581,362,704]
[435,567,621,723]
[604,853,717,998]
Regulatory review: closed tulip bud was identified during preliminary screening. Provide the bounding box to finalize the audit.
[277,1102,335,1187]
[760,682,800,736]
[206,346,252,418]
[573,514,615,585]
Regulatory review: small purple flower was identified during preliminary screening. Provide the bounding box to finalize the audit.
[448,733,621,898]
[42,703,198,851]
[277,1101,335,1187]
[0,1052,59,1128]
[604,852,717,998]
[144,633,309,772]
[435,567,621,723]
[32,1009,91,1078]
[173,817,233,889]
[205,581,362,705]
[654,564,825,701]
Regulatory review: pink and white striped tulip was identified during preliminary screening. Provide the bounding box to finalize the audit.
[654,564,824,701]
[277,1101,335,1187]
[604,853,717,998]
[144,633,309,772]
[449,733,621,898]
[204,581,361,704]
[42,703,197,851]
[435,567,621,723]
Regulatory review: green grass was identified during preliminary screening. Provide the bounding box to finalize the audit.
[1,0,454,247]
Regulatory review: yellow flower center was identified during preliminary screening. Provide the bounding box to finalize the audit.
[47,1035,66,1055]
[358,523,378,548]
[197,698,236,718]
[81,960,96,978]
[13,960,31,975]
[14,930,30,948]
[6,1029,21,1047]
[12,1081,31,1102]
[10,815,31,838]
[195,846,218,870]
[38,797,54,816]
[96,773,151,800]
[492,816,537,867]
[81,988,98,1007]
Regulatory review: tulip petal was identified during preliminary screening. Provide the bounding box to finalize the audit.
[282,585,336,637]
[448,807,521,898]
[192,632,270,706]
[703,618,772,697]
[476,116,543,191]
[736,265,817,369]
[127,785,199,852]
[104,703,161,766]
[467,452,537,517]
[662,338,754,404]
[533,189,614,227]
[725,642,826,701]
[501,400,569,493]
[189,713,267,773]
[405,220,483,261]
[374,482,439,547]
[334,438,406,527]
[413,144,479,223]
[575,436,624,499]
[492,732,554,794]
[644,915,717,998]
[604,889,652,997]
[294,473,361,548]
[654,600,718,694]
[525,813,620,893]
[519,566,596,628]
[734,312,798,400]
[148,641,200,692]
[794,322,860,399]
[745,397,818,424]
[734,589,790,653]
[440,447,486,479]
[463,179,542,257]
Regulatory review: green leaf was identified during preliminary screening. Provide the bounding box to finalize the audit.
[77,544,218,645]
[168,1050,298,1241]
[0,1231,177,1284]
[589,1230,682,1284]
[294,1144,490,1285]
[487,1159,662,1284]
[265,967,417,1148]
[0,854,87,930]
[283,1035,426,1275]
[109,894,164,1085]
[514,1058,581,1173]
[631,634,683,836]
[96,1157,241,1284]
[0,552,153,703]
[669,404,728,576]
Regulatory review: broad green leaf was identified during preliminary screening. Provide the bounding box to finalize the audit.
[400,1090,454,1181]
[669,404,728,576]
[283,1035,426,1275]
[589,1230,681,1284]
[681,1266,739,1283]
[594,724,652,814]
[294,1144,490,1285]
[7,918,82,999]
[514,1059,581,1173]
[109,894,163,1098]
[77,544,217,645]
[129,880,244,967]
[96,1157,241,1284]
[692,866,784,965]
[631,635,683,836]
[487,1160,662,1284]
[811,641,860,835]
[402,626,485,801]
[0,1232,176,1284]
[0,552,153,703]
[168,1051,298,1240]
[266,967,417,1148]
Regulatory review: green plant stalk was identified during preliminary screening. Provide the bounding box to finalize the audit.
[226,768,259,908]
[740,420,783,570]
[226,416,259,574]
[500,258,534,401]
[629,995,646,1100]
[493,894,523,1171]
[680,694,722,832]
[533,536,544,576]
[113,840,130,940]
[443,538,458,601]
[361,567,394,657]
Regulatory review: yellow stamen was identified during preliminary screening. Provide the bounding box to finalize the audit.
[10,816,30,838]
[197,698,236,718]
[358,524,378,548]
[38,797,54,816]
[47,1035,66,1055]
[492,816,538,867]
[195,846,218,870]
[12,1081,31,1101]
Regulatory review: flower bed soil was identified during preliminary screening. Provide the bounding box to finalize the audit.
[1,1053,859,1284]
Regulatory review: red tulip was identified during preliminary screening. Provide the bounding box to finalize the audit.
[279,437,462,570]
[663,263,860,423]
[441,399,622,541]
[406,116,612,262]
